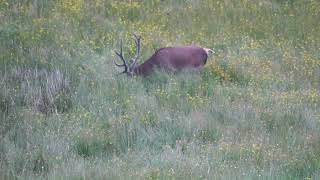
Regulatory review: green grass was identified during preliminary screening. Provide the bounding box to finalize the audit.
[1,0,320,179]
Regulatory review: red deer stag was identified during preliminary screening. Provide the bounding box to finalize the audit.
[115,34,213,76]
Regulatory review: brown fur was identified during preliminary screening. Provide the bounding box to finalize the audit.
[115,34,213,77]
[131,46,210,76]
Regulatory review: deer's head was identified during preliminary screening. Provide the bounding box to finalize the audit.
[114,34,141,77]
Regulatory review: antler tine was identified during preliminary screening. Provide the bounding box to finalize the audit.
[130,34,141,70]
[114,40,129,73]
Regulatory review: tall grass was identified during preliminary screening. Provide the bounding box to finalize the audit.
[1,0,319,179]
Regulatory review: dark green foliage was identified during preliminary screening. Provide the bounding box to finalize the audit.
[74,133,116,158]
[197,128,222,143]
[33,150,49,174]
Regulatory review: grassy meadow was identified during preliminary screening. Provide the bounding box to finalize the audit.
[0,0,320,179]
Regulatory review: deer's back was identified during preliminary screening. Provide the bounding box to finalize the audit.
[147,46,208,71]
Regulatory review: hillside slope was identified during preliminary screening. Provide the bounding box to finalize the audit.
[1,0,319,179]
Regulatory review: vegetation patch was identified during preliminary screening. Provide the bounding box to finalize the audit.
[0,0,319,179]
